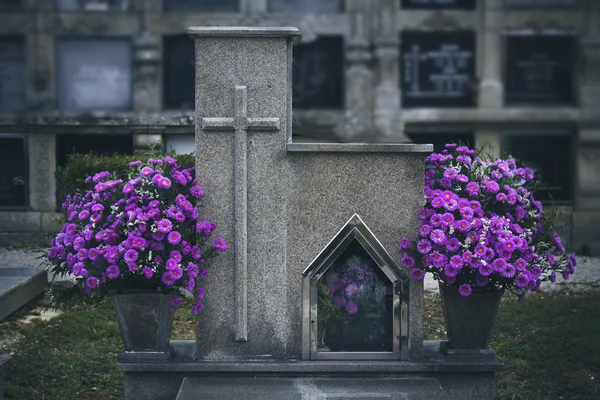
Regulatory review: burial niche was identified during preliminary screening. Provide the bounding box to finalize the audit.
[302,214,408,360]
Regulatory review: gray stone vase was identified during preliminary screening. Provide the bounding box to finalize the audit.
[440,284,503,353]
[113,292,175,362]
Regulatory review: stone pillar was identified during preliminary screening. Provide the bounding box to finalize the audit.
[374,0,405,140]
[132,1,161,112]
[27,2,55,110]
[475,129,502,159]
[190,27,299,360]
[28,134,56,212]
[478,0,503,109]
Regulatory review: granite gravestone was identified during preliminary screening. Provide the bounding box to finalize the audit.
[163,35,195,109]
[163,0,237,12]
[0,37,25,111]
[401,0,476,9]
[57,39,132,110]
[0,135,27,207]
[505,35,574,105]
[401,32,476,108]
[270,0,343,13]
[293,36,344,109]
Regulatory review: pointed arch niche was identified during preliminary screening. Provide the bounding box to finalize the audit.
[302,214,409,361]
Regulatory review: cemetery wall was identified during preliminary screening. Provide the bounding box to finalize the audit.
[0,0,599,253]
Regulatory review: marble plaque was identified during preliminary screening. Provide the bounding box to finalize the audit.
[164,35,195,109]
[505,35,574,105]
[293,36,344,109]
[0,136,27,207]
[401,31,476,108]
[0,37,25,111]
[401,0,476,9]
[270,0,343,13]
[57,39,132,110]
[163,0,237,11]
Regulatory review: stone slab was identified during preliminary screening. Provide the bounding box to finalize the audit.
[41,212,63,233]
[0,232,49,247]
[0,212,41,232]
[0,267,48,320]
[176,377,449,400]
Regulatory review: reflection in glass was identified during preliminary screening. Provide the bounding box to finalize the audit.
[317,241,393,353]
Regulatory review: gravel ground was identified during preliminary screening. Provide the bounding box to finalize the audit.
[2,247,599,294]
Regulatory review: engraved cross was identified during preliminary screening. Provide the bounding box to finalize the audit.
[201,85,280,342]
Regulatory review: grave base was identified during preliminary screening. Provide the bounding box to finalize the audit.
[117,341,502,400]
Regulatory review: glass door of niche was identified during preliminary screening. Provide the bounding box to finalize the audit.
[302,214,408,360]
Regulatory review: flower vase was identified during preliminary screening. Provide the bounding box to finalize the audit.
[317,323,330,352]
[113,291,175,362]
[439,284,503,357]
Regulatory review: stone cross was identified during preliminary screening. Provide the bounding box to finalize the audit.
[201,85,280,342]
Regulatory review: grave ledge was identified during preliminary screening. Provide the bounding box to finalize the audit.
[117,341,503,373]
[286,143,434,153]
[187,26,300,37]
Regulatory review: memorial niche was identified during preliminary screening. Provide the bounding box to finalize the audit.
[292,37,344,110]
[506,134,573,202]
[401,0,476,9]
[401,31,476,108]
[407,132,474,153]
[0,37,25,111]
[163,0,237,12]
[505,35,574,105]
[270,0,343,13]
[164,35,195,109]
[0,135,27,208]
[303,215,406,360]
[57,39,132,110]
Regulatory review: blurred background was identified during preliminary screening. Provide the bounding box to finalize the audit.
[0,0,598,254]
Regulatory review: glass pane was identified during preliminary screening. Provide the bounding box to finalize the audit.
[407,132,474,153]
[163,0,238,12]
[164,35,195,109]
[401,0,476,9]
[270,0,343,13]
[317,240,393,353]
[292,37,344,110]
[507,134,573,202]
[0,0,22,11]
[505,36,574,105]
[0,137,27,207]
[57,38,132,110]
[0,37,25,110]
[401,31,476,108]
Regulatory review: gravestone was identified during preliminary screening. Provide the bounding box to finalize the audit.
[401,32,476,108]
[0,37,25,111]
[0,135,27,207]
[117,26,502,400]
[163,0,237,12]
[270,0,343,13]
[506,133,573,202]
[505,36,574,105]
[57,39,132,110]
[401,0,476,9]
[163,35,195,109]
[293,36,344,109]
[504,0,578,8]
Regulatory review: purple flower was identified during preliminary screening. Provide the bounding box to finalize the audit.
[410,269,425,281]
[479,263,493,276]
[196,287,205,299]
[431,197,444,208]
[106,265,120,279]
[162,271,176,286]
[430,229,446,245]
[475,275,489,287]
[124,249,139,264]
[546,253,556,266]
[485,180,500,193]
[196,221,216,237]
[156,176,172,189]
[140,167,153,177]
[142,267,153,279]
[399,238,411,249]
[212,237,228,252]
[166,258,178,270]
[333,296,347,307]
[417,239,432,254]
[466,182,479,196]
[78,210,90,221]
[156,219,173,233]
[191,301,204,315]
[345,301,358,315]
[187,263,199,279]
[86,276,99,290]
[199,268,209,279]
[171,296,183,307]
[402,253,416,268]
[450,255,463,269]
[515,272,530,288]
[445,238,460,253]
[420,225,431,237]
[190,185,204,198]
[458,284,472,297]
[345,283,359,296]
[129,160,142,167]
[550,271,556,283]
[514,258,526,271]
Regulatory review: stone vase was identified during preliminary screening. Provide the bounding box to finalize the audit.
[113,291,175,362]
[440,284,503,355]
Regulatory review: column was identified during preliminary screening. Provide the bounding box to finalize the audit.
[478,0,503,109]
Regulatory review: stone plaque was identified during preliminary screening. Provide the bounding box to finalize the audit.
[270,0,343,13]
[505,36,574,105]
[293,37,344,109]
[507,133,573,202]
[56,134,133,166]
[505,0,578,8]
[0,136,27,207]
[0,37,25,111]
[401,32,476,108]
[401,0,476,9]
[0,0,22,11]
[57,39,132,110]
[164,35,195,109]
[407,132,474,153]
[163,0,237,11]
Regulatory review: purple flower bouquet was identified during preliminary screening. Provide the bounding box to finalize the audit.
[46,155,227,314]
[399,144,576,300]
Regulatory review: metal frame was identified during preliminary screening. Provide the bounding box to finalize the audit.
[0,133,29,210]
[302,214,409,361]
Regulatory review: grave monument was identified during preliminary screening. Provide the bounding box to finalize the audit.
[118,26,502,400]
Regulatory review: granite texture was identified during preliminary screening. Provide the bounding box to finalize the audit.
[286,142,433,153]
[0,267,48,320]
[176,377,449,400]
[0,355,10,400]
